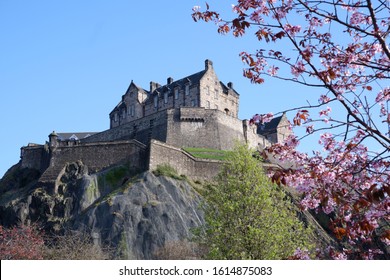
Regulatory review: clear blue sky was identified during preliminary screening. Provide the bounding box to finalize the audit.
[0,0,317,178]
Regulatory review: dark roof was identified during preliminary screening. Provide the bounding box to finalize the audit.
[153,70,207,95]
[57,132,97,141]
[219,81,239,96]
[257,116,283,136]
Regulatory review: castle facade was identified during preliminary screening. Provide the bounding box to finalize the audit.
[19,60,291,187]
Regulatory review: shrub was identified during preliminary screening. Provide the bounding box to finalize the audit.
[0,224,45,260]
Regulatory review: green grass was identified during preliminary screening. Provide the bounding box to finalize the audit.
[183,147,229,161]
[152,164,182,180]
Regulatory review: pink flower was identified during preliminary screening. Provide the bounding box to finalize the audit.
[284,24,301,36]
[318,95,331,104]
[291,61,305,77]
[319,107,332,116]
[267,66,279,76]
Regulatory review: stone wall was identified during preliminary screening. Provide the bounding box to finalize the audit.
[20,144,50,173]
[149,140,222,182]
[84,107,272,152]
[149,140,278,182]
[38,140,148,187]
[83,110,168,145]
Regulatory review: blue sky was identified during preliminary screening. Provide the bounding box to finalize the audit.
[0,0,319,178]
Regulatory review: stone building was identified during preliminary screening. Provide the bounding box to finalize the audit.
[19,59,292,186]
[109,60,239,129]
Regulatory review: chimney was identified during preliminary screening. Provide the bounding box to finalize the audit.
[205,59,213,70]
[150,81,160,92]
[167,77,174,85]
[227,82,234,89]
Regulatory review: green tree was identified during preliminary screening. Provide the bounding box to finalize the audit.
[200,144,314,259]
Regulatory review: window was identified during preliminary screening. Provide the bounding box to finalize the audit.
[164,92,168,104]
[185,84,190,95]
[174,88,179,99]
[129,104,135,117]
[154,96,158,108]
[214,89,219,99]
[114,113,118,122]
[206,86,210,95]
[206,101,210,109]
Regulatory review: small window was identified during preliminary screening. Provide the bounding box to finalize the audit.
[114,113,118,122]
[174,88,179,99]
[164,92,168,104]
[185,84,190,95]
[154,96,158,108]
[206,101,210,109]
[214,89,219,99]
[206,86,210,95]
[131,104,135,117]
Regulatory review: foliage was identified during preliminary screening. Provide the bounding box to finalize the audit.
[198,144,315,259]
[193,0,390,259]
[0,224,45,260]
[105,166,129,186]
[153,164,183,180]
[183,147,229,161]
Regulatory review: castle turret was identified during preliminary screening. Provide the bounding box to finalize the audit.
[48,131,59,148]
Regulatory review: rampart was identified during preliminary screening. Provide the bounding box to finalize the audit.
[19,108,274,188]
[34,140,147,189]
[82,110,168,145]
[149,140,223,181]
[148,140,278,182]
[20,144,50,173]
[82,107,272,151]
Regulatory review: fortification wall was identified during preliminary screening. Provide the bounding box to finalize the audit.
[84,107,271,152]
[38,140,148,188]
[165,108,246,150]
[149,140,222,181]
[51,140,147,173]
[82,110,168,145]
[149,140,278,182]
[20,145,50,172]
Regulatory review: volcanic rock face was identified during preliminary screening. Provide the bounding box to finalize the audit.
[0,161,204,259]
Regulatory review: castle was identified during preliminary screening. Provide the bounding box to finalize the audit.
[20,60,290,188]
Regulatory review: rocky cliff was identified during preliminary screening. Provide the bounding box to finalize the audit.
[0,161,204,259]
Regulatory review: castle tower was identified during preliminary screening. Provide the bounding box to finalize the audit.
[48,131,59,148]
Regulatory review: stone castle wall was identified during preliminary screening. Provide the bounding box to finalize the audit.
[83,110,169,145]
[20,108,273,186]
[148,140,277,182]
[20,144,50,173]
[26,140,148,187]
[149,140,222,181]
[83,107,272,151]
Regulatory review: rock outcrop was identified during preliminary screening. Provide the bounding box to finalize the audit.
[0,161,204,259]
